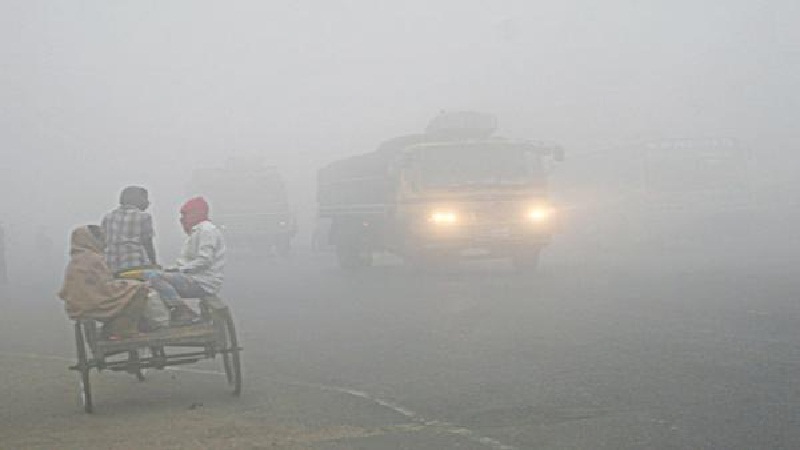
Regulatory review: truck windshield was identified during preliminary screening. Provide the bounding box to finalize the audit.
[417,144,541,188]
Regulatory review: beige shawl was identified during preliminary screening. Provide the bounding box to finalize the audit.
[58,226,147,320]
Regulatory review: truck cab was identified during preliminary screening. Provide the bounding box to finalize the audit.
[318,112,563,270]
[390,139,560,268]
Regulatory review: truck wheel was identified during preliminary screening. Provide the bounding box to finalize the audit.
[276,238,292,258]
[512,248,541,272]
[336,244,372,270]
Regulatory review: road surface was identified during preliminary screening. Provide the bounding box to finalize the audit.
[1,248,799,449]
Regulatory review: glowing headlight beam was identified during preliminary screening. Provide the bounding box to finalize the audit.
[527,207,553,222]
[430,211,459,224]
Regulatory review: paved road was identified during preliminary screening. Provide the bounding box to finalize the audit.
[2,249,800,449]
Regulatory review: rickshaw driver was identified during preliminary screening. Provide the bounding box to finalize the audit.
[146,197,226,325]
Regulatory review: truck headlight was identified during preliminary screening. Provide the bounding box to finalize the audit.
[429,210,459,225]
[527,206,554,223]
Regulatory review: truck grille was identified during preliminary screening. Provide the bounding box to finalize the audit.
[471,203,519,223]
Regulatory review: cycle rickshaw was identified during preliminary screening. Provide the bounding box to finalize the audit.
[69,292,242,413]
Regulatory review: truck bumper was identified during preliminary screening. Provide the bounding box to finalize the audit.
[407,226,552,258]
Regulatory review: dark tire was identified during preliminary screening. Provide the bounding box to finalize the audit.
[275,238,292,258]
[512,248,541,272]
[222,352,233,385]
[215,309,242,396]
[336,244,372,271]
[78,372,92,413]
[74,323,93,413]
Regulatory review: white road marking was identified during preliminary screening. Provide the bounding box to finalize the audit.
[282,379,517,450]
[0,351,517,450]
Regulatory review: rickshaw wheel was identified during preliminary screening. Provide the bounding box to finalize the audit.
[77,375,92,413]
[222,352,233,384]
[74,322,93,413]
[218,309,242,396]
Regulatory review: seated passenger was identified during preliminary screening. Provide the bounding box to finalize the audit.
[102,186,157,274]
[148,197,226,325]
[58,225,147,339]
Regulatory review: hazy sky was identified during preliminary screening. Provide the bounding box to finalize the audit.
[1,0,798,254]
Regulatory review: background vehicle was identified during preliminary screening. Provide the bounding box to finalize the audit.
[557,137,756,260]
[640,137,754,215]
[189,157,297,256]
[318,112,563,270]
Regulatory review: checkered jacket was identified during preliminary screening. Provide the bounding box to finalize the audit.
[101,206,154,273]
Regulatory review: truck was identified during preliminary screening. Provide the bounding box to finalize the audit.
[559,137,755,256]
[188,157,297,255]
[640,137,754,214]
[317,112,563,270]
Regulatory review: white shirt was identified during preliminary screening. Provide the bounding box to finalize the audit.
[176,220,226,294]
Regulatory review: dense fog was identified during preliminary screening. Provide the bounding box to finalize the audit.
[2,0,798,274]
[3,2,800,448]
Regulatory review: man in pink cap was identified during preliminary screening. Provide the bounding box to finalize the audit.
[148,197,227,325]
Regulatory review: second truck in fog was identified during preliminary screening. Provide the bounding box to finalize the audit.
[318,112,563,270]
[189,158,297,256]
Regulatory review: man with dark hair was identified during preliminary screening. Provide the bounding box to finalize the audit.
[102,186,157,273]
